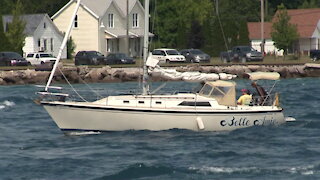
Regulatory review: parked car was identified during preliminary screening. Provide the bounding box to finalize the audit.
[180,49,211,63]
[106,53,135,64]
[310,49,320,61]
[26,52,56,65]
[151,48,186,63]
[220,46,263,63]
[0,52,29,66]
[74,51,106,65]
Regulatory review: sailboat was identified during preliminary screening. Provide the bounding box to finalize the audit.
[37,0,285,133]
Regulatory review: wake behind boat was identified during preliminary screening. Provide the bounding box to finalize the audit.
[36,0,285,133]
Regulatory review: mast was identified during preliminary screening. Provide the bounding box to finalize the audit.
[260,0,265,54]
[45,0,81,91]
[142,0,150,95]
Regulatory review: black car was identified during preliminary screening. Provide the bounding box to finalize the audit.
[74,51,106,65]
[106,53,135,64]
[310,49,320,61]
[0,52,29,66]
[180,49,211,63]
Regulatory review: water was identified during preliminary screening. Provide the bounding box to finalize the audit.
[0,78,320,180]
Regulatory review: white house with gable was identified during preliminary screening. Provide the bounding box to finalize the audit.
[2,14,66,58]
[52,0,152,57]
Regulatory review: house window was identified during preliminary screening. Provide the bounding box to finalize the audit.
[38,39,41,47]
[132,13,138,28]
[44,22,46,29]
[5,22,9,32]
[108,14,114,28]
[43,39,47,51]
[74,15,78,28]
[50,38,54,51]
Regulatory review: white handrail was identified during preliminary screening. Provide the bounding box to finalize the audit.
[45,0,81,91]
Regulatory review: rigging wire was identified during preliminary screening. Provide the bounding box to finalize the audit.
[57,66,87,102]
[215,0,229,52]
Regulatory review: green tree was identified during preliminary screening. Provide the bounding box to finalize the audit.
[271,4,299,57]
[0,12,11,51]
[151,0,212,49]
[5,0,26,55]
[299,0,319,8]
[67,36,76,59]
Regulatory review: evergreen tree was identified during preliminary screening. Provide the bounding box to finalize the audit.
[5,0,26,55]
[67,36,76,59]
[299,0,319,8]
[271,4,299,56]
[0,12,11,51]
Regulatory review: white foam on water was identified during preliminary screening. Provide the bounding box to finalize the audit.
[288,165,315,175]
[2,100,15,107]
[285,116,296,122]
[189,166,258,174]
[0,105,5,110]
[190,165,316,176]
[67,131,101,136]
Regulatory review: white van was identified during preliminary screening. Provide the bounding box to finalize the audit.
[151,48,186,63]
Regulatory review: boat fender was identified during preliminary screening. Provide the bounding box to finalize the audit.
[196,117,205,130]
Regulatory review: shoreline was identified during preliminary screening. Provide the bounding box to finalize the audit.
[0,63,319,86]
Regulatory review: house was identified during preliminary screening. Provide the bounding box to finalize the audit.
[52,0,152,57]
[2,14,66,58]
[248,8,320,55]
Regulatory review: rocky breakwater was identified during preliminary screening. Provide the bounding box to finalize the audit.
[172,63,320,79]
[0,63,319,85]
[0,65,142,85]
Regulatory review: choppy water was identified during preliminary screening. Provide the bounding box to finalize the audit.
[0,78,320,180]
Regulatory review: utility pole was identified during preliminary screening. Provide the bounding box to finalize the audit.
[261,0,265,55]
[126,0,130,56]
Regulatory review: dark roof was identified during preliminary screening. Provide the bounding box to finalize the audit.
[2,14,47,36]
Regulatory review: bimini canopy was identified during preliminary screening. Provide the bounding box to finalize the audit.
[199,80,236,106]
[246,72,280,81]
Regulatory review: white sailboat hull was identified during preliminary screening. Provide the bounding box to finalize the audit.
[43,102,285,132]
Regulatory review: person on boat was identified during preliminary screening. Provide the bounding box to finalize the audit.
[237,89,252,105]
[251,81,268,105]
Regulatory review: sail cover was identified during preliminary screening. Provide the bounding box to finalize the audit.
[247,72,280,80]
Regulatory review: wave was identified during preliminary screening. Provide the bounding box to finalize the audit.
[189,164,317,176]
[0,100,16,110]
[66,131,102,136]
[93,163,174,180]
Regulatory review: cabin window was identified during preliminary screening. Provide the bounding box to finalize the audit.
[199,84,212,96]
[132,13,138,28]
[178,101,211,107]
[155,101,161,104]
[108,13,114,28]
[74,15,78,28]
[123,100,129,104]
[138,101,144,104]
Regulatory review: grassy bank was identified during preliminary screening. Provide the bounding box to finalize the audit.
[0,55,318,71]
